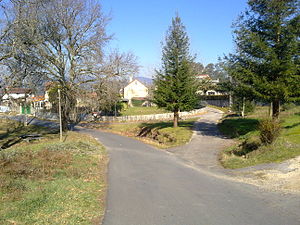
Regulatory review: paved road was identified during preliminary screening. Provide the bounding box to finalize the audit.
[4,113,300,224]
[0,115,59,129]
[79,128,300,225]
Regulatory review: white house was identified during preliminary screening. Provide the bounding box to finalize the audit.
[196,74,222,95]
[123,77,153,106]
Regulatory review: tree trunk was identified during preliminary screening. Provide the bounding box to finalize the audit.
[269,102,273,118]
[272,99,280,119]
[173,110,179,128]
[229,93,233,108]
[61,112,69,131]
[241,97,245,118]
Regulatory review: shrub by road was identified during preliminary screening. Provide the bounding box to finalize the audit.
[219,106,300,169]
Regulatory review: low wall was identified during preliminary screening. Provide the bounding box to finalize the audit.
[34,108,206,123]
[90,108,206,122]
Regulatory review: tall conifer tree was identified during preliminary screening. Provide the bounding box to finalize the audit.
[154,15,198,127]
[227,0,299,118]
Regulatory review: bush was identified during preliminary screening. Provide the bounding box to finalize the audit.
[259,119,281,145]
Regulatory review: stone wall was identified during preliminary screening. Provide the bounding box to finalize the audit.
[88,108,206,122]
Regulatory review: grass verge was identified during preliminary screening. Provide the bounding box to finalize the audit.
[120,106,169,116]
[87,119,197,148]
[0,119,107,225]
[219,106,300,169]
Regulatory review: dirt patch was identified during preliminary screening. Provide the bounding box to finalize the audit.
[234,156,300,194]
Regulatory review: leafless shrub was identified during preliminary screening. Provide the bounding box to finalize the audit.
[259,119,281,145]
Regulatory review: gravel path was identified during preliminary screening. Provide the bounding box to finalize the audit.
[167,107,300,194]
[167,107,234,171]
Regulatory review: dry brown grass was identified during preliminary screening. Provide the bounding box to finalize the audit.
[0,131,107,224]
[0,149,72,180]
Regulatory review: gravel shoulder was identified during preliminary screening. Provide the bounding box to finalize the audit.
[232,156,300,194]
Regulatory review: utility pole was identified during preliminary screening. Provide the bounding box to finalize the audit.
[229,76,233,108]
[58,89,63,142]
[23,92,27,126]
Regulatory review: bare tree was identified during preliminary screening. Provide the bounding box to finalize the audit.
[100,50,139,77]
[91,50,139,114]
[1,0,139,129]
[1,0,111,129]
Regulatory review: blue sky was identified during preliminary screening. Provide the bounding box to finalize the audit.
[101,0,248,77]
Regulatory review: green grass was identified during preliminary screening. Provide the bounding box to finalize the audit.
[93,119,197,148]
[219,106,300,169]
[0,119,107,225]
[218,117,259,138]
[120,106,169,116]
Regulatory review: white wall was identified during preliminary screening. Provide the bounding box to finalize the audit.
[2,93,26,100]
[124,79,149,100]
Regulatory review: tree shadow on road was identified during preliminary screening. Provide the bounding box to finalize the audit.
[194,121,225,138]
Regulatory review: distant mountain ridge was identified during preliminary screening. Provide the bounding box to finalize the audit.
[135,76,153,86]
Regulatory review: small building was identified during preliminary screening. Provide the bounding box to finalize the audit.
[122,76,153,106]
[0,88,33,113]
[30,96,46,112]
[195,75,229,107]
[195,74,222,95]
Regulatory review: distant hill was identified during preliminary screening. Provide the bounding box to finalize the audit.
[135,77,153,86]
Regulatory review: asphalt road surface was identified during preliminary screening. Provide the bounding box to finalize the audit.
[80,128,300,225]
[5,113,300,225]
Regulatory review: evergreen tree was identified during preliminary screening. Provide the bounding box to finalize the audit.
[154,15,198,127]
[227,0,300,118]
